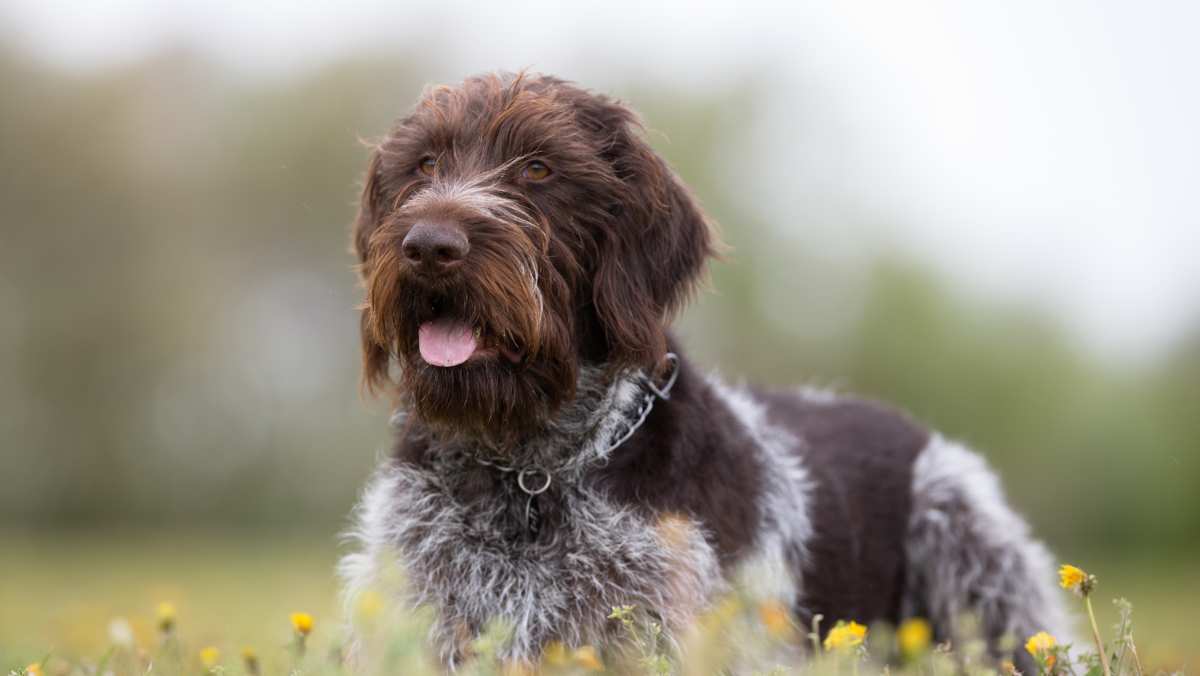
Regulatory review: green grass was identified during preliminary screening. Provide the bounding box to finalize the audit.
[1,531,1195,673]
[0,530,342,665]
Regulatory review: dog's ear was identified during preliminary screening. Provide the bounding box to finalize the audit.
[351,148,395,394]
[589,99,716,371]
[352,148,385,267]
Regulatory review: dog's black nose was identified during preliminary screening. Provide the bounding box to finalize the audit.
[402,221,469,272]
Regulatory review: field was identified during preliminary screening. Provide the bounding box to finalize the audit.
[0,531,340,669]
[1,530,1195,673]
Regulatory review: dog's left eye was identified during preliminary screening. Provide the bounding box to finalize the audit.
[418,157,437,176]
[522,161,551,181]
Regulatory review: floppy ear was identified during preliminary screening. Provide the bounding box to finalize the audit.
[351,148,395,395]
[592,102,717,371]
[352,149,385,266]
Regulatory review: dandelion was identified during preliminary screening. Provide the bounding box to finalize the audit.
[1058,563,1111,676]
[290,611,314,636]
[24,664,42,676]
[156,601,177,635]
[1059,564,1090,594]
[572,646,604,671]
[823,620,867,651]
[241,646,260,675]
[897,618,932,659]
[200,645,221,670]
[290,611,314,659]
[1024,631,1057,668]
[758,600,794,639]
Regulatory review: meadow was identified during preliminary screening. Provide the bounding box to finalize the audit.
[1,530,1194,674]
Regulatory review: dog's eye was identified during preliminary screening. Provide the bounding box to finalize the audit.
[418,157,437,177]
[522,161,551,181]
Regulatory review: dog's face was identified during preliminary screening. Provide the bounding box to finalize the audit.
[354,73,713,439]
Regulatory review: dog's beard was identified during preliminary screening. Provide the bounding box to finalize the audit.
[362,234,577,444]
[398,359,560,442]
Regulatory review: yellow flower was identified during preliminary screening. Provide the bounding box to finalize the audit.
[572,646,604,671]
[1059,564,1087,590]
[1025,631,1058,667]
[24,664,42,676]
[156,601,177,633]
[823,621,868,651]
[542,641,569,666]
[199,646,220,669]
[290,611,314,636]
[758,600,794,639]
[897,617,932,658]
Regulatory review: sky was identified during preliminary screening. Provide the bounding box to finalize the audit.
[4,0,1198,362]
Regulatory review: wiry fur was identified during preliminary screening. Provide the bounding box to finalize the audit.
[341,369,722,668]
[707,376,813,605]
[904,436,1073,669]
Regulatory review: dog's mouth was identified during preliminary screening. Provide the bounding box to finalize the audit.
[416,297,525,368]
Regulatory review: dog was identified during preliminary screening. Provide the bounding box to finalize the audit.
[339,72,1071,670]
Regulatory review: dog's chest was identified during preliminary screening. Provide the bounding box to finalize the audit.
[381,457,721,658]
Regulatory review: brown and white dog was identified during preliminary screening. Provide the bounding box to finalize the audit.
[339,72,1070,670]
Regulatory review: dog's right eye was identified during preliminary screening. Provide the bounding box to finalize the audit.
[418,158,437,176]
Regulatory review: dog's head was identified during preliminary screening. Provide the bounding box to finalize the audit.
[354,73,715,439]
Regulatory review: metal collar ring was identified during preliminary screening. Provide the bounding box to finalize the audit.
[517,467,552,495]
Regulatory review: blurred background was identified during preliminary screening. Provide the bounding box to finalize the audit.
[1,0,1196,667]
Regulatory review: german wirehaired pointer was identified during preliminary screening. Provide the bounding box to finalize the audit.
[340,72,1070,670]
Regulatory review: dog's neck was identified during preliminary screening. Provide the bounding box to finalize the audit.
[392,363,652,475]
[354,354,719,666]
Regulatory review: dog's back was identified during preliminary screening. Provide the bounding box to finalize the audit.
[750,387,1071,669]
[757,390,928,628]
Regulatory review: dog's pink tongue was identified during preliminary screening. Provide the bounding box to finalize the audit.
[418,318,477,367]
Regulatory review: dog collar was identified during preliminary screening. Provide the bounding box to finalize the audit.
[473,352,680,537]
[600,351,680,453]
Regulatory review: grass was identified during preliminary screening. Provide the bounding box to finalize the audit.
[1,530,1195,674]
[0,530,340,665]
